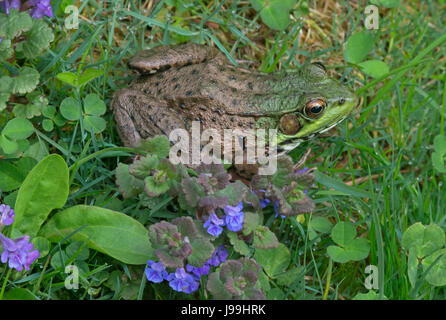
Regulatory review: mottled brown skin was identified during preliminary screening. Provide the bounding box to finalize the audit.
[112,44,283,147]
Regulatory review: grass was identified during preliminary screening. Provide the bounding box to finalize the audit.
[1,0,446,299]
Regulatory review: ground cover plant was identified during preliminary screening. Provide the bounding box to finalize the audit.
[0,0,445,300]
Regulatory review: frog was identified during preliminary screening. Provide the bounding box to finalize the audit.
[112,43,360,161]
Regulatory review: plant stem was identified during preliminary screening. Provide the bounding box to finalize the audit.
[322,258,333,300]
[0,267,12,300]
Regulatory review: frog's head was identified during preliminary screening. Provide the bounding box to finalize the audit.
[276,62,360,152]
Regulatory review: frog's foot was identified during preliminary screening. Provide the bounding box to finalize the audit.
[128,43,225,74]
[111,89,185,147]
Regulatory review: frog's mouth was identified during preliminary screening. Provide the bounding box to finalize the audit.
[276,96,362,155]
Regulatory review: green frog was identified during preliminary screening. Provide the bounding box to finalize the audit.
[112,43,360,157]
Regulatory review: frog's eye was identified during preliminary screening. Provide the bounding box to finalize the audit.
[311,62,326,72]
[304,98,326,119]
[279,114,301,135]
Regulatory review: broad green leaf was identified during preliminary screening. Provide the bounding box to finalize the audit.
[422,249,446,287]
[3,288,38,300]
[0,92,10,111]
[274,266,303,286]
[353,290,388,300]
[253,225,279,249]
[260,3,290,31]
[39,205,154,265]
[254,243,290,277]
[13,103,42,119]
[16,19,54,58]
[327,238,370,263]
[310,216,333,234]
[137,135,171,159]
[358,60,390,78]
[227,232,250,256]
[187,238,214,267]
[115,163,144,199]
[83,115,106,133]
[331,221,357,247]
[56,72,78,86]
[11,154,69,238]
[83,93,106,116]
[66,241,90,261]
[60,97,81,121]
[0,134,18,154]
[23,140,49,162]
[0,10,32,38]
[77,69,104,87]
[11,67,40,95]
[0,157,37,192]
[344,31,374,64]
[2,118,34,140]
[402,222,445,258]
[31,236,50,258]
[242,211,261,236]
[407,247,419,288]
[432,135,446,173]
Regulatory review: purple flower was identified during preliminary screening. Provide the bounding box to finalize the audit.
[0,233,39,271]
[0,0,20,15]
[167,268,199,293]
[29,0,53,18]
[224,202,244,232]
[296,167,309,174]
[203,212,225,237]
[0,204,15,226]
[207,245,228,267]
[145,260,168,283]
[186,263,210,280]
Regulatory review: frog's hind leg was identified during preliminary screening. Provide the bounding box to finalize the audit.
[112,89,185,147]
[128,43,226,74]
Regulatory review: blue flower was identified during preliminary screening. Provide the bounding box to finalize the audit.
[0,204,15,226]
[296,167,309,174]
[224,202,244,232]
[207,245,228,266]
[145,260,168,283]
[29,0,53,18]
[203,212,225,237]
[167,268,199,293]
[0,0,20,15]
[0,233,39,271]
[186,263,210,280]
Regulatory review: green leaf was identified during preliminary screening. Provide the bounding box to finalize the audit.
[227,232,250,256]
[42,119,54,132]
[23,140,49,162]
[358,60,390,78]
[254,243,290,277]
[422,249,446,287]
[274,266,303,286]
[370,0,400,8]
[83,93,106,116]
[353,290,388,300]
[327,221,370,263]
[216,181,249,206]
[253,225,279,249]
[187,238,214,267]
[3,288,39,300]
[0,157,37,192]
[11,154,69,238]
[344,31,374,64]
[16,19,54,58]
[407,247,419,288]
[314,171,370,198]
[402,222,445,258]
[83,115,106,133]
[0,134,18,154]
[242,211,261,236]
[77,69,104,87]
[66,241,90,261]
[11,67,40,95]
[0,92,10,111]
[115,163,144,199]
[13,103,42,119]
[137,135,171,159]
[60,97,81,121]
[39,205,154,265]
[0,10,32,38]
[2,118,34,140]
[331,221,356,247]
[31,236,50,258]
[309,216,333,234]
[56,72,78,86]
[260,2,290,31]
[432,135,446,173]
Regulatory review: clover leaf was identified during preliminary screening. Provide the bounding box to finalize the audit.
[327,221,370,263]
[0,118,35,154]
[250,0,297,31]
[402,222,445,259]
[59,94,107,133]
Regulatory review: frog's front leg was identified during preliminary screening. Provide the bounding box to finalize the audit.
[128,43,226,74]
[111,89,185,147]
